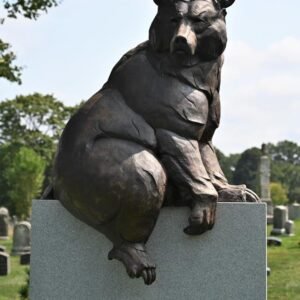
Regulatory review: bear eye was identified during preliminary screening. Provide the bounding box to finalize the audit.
[193,18,207,24]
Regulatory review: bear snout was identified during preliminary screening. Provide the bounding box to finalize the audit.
[171,22,197,56]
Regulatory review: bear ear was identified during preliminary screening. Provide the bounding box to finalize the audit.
[153,0,168,5]
[218,0,235,8]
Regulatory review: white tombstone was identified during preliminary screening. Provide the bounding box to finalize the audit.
[271,206,288,235]
[11,221,31,256]
[285,220,295,236]
[0,207,9,240]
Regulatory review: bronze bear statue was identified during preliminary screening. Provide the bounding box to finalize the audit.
[49,0,259,285]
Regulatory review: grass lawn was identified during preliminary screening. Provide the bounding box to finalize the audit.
[0,220,299,299]
[268,220,300,300]
[0,237,28,300]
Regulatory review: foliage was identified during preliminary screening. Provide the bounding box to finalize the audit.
[3,146,46,218]
[289,187,300,203]
[2,0,58,19]
[1,0,60,84]
[268,141,300,202]
[218,141,300,203]
[270,182,289,205]
[19,268,30,300]
[267,140,300,165]
[0,93,77,161]
[232,147,261,193]
[0,39,22,84]
[0,94,79,215]
[0,143,17,211]
[216,148,240,183]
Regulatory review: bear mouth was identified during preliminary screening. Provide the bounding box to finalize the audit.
[172,46,191,57]
[170,47,201,67]
[174,49,188,55]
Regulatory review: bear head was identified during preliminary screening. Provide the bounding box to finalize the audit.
[149,0,235,64]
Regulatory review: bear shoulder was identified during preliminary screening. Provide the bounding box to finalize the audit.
[106,41,151,81]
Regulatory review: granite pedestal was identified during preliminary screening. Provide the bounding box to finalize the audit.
[30,200,267,300]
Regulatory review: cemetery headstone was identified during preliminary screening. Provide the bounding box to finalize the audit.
[20,253,31,265]
[0,207,9,240]
[267,237,282,247]
[271,206,288,235]
[259,145,273,224]
[11,221,31,256]
[0,245,6,252]
[0,252,10,276]
[285,220,295,236]
[289,203,300,220]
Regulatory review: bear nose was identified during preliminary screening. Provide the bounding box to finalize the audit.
[176,21,192,40]
[174,36,188,47]
[175,36,187,45]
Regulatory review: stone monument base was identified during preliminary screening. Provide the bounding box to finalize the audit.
[30,201,267,300]
[271,228,286,235]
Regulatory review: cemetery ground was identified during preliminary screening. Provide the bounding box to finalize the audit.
[268,219,300,300]
[0,238,28,300]
[0,221,299,299]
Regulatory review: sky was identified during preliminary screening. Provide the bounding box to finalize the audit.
[1,0,300,154]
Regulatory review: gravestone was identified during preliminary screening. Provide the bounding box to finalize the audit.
[289,203,300,220]
[0,252,10,276]
[267,237,282,247]
[0,207,9,240]
[285,220,295,236]
[11,221,31,256]
[30,200,267,300]
[271,206,288,235]
[20,253,31,265]
[259,145,273,224]
[0,245,6,252]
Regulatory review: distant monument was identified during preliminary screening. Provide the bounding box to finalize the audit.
[259,144,273,224]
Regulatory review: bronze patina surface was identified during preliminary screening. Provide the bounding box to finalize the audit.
[50,0,259,285]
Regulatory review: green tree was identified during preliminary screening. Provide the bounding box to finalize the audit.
[268,141,300,202]
[232,147,261,193]
[0,143,16,210]
[0,94,79,204]
[0,93,76,161]
[288,187,300,203]
[4,147,46,218]
[0,39,22,83]
[1,0,60,84]
[270,182,289,205]
[267,140,300,165]
[216,148,240,183]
